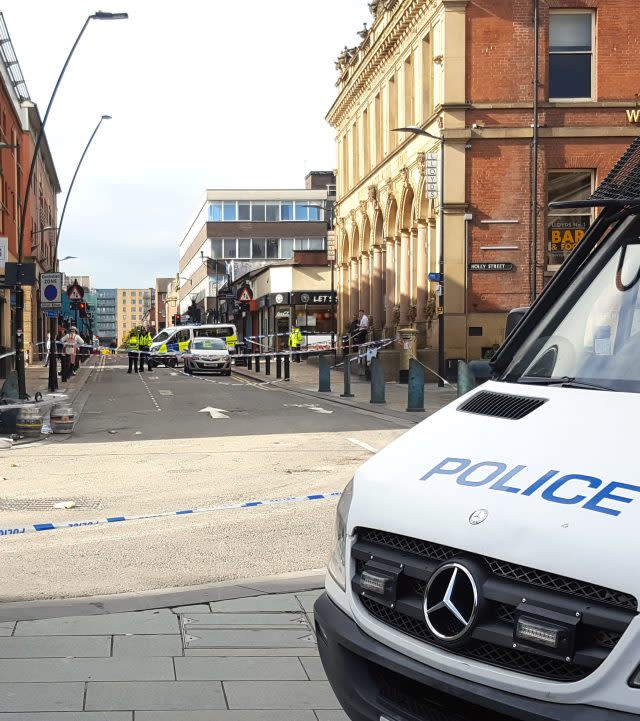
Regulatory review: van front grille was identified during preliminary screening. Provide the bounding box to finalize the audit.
[353,528,636,682]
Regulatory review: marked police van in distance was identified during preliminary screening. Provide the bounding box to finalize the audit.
[148,324,237,367]
[315,138,640,721]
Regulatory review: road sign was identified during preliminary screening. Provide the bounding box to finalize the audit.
[0,237,7,268]
[44,309,59,318]
[66,281,84,301]
[327,230,337,262]
[428,272,443,282]
[468,262,515,272]
[41,272,63,308]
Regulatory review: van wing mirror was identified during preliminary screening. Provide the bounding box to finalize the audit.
[505,306,530,337]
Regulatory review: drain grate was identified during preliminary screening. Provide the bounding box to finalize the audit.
[0,497,103,511]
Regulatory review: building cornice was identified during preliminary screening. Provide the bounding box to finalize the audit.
[327,0,438,128]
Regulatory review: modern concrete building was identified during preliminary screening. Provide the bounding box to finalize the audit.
[116,288,154,346]
[329,0,640,367]
[178,172,335,324]
[95,289,117,345]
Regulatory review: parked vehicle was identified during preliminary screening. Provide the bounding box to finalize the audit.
[183,337,231,375]
[315,139,640,720]
[148,324,237,367]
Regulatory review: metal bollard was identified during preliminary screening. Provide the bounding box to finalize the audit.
[369,357,385,404]
[318,354,331,392]
[406,358,425,412]
[284,355,290,381]
[276,354,282,379]
[457,361,476,397]
[265,355,271,376]
[248,354,253,371]
[255,354,261,373]
[340,355,354,397]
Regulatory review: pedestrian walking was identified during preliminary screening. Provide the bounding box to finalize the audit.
[356,309,369,346]
[109,339,116,355]
[127,328,141,374]
[60,327,81,381]
[138,326,153,373]
[288,325,303,363]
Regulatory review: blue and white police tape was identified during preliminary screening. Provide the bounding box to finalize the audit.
[0,490,343,537]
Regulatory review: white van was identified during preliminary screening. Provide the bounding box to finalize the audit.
[315,141,640,719]
[148,324,237,367]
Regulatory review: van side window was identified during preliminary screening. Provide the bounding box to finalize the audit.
[176,329,190,343]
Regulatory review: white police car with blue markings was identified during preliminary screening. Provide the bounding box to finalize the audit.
[315,140,640,720]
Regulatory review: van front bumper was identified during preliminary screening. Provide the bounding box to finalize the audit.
[314,592,636,721]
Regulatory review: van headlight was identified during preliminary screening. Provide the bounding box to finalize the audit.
[327,479,354,592]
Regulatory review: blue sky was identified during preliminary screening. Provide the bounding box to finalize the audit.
[4,0,369,287]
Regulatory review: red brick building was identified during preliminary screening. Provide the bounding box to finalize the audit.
[329,0,640,367]
[465,0,640,355]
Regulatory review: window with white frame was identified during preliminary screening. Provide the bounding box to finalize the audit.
[549,12,594,100]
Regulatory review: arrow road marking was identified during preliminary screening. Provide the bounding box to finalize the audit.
[283,403,333,415]
[199,407,230,420]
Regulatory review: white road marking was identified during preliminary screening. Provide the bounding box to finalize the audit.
[348,438,378,454]
[199,406,230,420]
[283,403,333,415]
[158,390,173,396]
[138,374,161,413]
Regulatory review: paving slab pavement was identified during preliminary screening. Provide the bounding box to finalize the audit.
[0,575,344,717]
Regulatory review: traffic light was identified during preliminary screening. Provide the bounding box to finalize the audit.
[79,302,87,318]
[172,314,181,326]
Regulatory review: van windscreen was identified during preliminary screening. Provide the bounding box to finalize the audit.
[195,326,234,338]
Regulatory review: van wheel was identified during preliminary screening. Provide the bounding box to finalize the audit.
[168,358,177,368]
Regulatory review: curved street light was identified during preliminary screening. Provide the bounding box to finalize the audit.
[14,11,127,399]
[392,125,445,387]
[46,114,112,392]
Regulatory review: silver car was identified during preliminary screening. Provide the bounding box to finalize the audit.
[183,337,232,375]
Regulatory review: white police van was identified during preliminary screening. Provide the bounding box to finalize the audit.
[315,140,640,720]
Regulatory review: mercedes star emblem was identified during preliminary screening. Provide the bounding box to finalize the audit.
[469,508,489,525]
[424,562,478,641]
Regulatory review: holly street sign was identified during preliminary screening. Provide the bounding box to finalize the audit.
[41,272,63,308]
[468,262,515,272]
[0,237,7,268]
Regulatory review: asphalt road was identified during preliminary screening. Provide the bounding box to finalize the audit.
[0,356,406,600]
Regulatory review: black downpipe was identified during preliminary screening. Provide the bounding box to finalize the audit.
[531,0,540,304]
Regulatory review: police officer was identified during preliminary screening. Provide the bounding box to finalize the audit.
[138,326,153,373]
[288,325,303,363]
[127,328,140,374]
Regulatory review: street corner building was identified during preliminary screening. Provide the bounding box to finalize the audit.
[329,0,640,372]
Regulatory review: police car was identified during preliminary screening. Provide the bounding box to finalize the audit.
[315,140,640,720]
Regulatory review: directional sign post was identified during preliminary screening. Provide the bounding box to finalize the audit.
[41,272,63,309]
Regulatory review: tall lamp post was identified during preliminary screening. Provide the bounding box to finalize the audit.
[392,125,445,387]
[44,114,112,392]
[300,202,336,359]
[14,11,127,399]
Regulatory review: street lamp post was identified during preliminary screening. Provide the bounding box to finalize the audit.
[44,114,112,392]
[14,11,127,399]
[392,126,446,387]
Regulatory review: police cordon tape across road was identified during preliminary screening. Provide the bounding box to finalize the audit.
[0,490,343,537]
